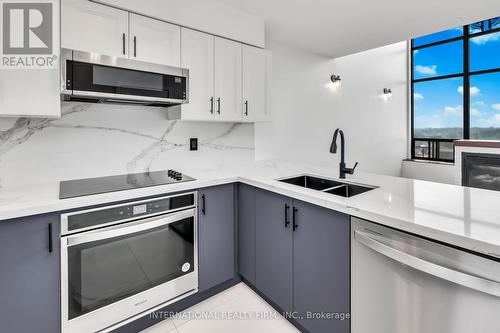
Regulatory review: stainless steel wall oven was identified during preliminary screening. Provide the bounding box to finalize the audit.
[60,192,198,333]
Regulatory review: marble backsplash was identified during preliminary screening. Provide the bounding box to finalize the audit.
[0,103,255,188]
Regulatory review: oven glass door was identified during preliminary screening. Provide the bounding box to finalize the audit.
[66,210,195,320]
[68,60,187,100]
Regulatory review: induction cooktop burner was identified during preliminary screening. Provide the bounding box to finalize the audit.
[59,170,195,199]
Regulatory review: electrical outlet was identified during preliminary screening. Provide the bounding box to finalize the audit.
[190,138,198,151]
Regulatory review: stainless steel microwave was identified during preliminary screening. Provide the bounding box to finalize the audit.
[61,48,189,106]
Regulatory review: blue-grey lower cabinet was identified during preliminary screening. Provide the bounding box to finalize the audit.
[0,214,60,333]
[248,187,350,333]
[293,200,350,333]
[255,189,294,313]
[237,184,256,285]
[198,184,236,292]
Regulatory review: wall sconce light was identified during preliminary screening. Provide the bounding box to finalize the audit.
[330,75,342,89]
[383,88,392,101]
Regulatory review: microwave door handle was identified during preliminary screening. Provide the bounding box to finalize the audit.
[355,230,500,298]
[66,208,195,246]
[103,98,151,105]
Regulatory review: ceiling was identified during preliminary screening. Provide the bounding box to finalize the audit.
[217,0,500,58]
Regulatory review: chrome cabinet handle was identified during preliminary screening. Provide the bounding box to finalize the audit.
[355,230,500,298]
[216,98,221,114]
[244,100,249,116]
[210,97,214,114]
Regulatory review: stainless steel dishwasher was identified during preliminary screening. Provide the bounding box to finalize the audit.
[351,217,500,333]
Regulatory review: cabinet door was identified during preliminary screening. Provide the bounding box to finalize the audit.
[0,214,60,333]
[198,185,236,292]
[214,37,243,122]
[62,0,129,57]
[242,46,270,122]
[237,184,256,285]
[255,190,293,312]
[129,13,181,67]
[181,28,215,121]
[293,200,350,333]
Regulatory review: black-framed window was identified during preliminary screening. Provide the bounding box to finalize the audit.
[411,17,500,162]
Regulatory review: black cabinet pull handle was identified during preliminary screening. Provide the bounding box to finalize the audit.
[284,204,290,228]
[133,36,137,57]
[217,98,221,114]
[210,97,214,114]
[244,100,249,116]
[122,33,126,55]
[201,194,206,215]
[48,223,53,253]
[292,207,298,231]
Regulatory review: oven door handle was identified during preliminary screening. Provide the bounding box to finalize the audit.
[65,208,196,246]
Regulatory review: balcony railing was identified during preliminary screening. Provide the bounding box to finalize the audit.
[412,138,456,162]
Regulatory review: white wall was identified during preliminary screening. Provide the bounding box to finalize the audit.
[401,160,457,185]
[256,40,408,177]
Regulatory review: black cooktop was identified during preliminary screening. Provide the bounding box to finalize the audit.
[59,170,195,199]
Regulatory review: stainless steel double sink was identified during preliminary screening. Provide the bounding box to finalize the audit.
[278,175,377,198]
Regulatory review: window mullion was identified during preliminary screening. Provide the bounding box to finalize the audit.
[410,40,415,160]
[463,24,470,140]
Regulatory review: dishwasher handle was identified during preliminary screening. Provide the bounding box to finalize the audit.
[355,230,500,298]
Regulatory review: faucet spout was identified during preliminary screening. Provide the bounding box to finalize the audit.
[330,129,345,164]
[329,128,357,179]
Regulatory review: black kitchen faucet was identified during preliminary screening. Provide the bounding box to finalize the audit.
[330,128,358,179]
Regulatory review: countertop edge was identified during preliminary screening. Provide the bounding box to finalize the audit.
[238,178,500,260]
[1,174,500,260]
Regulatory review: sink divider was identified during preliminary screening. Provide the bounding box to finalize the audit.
[321,184,346,192]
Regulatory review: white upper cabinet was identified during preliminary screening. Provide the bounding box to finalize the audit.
[180,29,215,121]
[180,31,270,123]
[214,38,242,122]
[62,0,129,57]
[92,0,265,48]
[62,1,181,66]
[129,14,181,67]
[61,1,271,123]
[0,0,61,118]
[242,46,270,122]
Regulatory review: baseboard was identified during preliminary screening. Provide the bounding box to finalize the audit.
[113,276,242,333]
[240,277,308,333]
[112,275,310,333]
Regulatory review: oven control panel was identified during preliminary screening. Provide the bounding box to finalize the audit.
[133,204,147,215]
[63,192,196,234]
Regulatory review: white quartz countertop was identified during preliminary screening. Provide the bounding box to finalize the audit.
[1,159,500,259]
